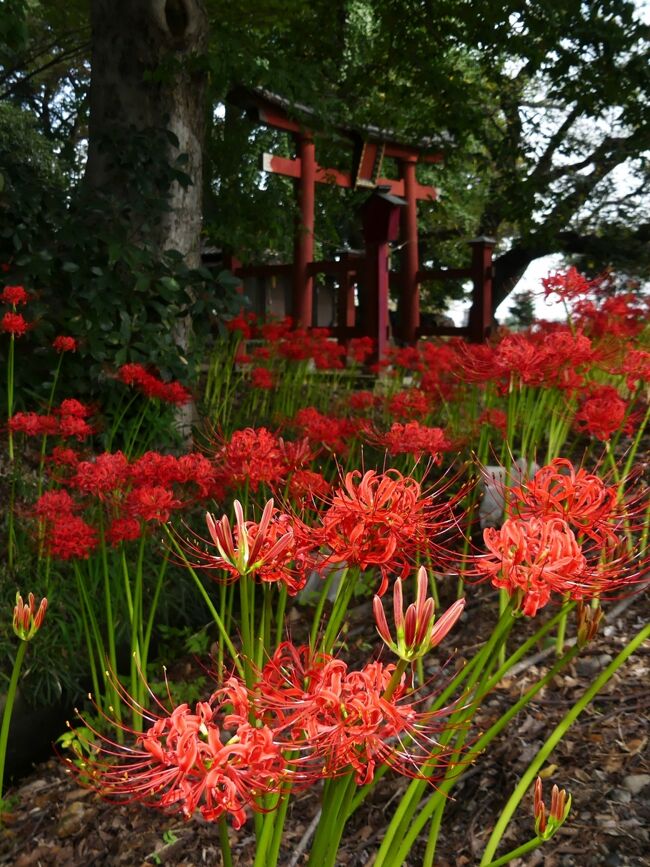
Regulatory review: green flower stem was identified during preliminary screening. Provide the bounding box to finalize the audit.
[274,584,287,649]
[218,816,233,867]
[73,562,106,711]
[479,620,650,866]
[621,401,650,486]
[6,331,14,462]
[481,835,545,867]
[321,568,356,654]
[37,353,64,495]
[374,602,516,867]
[142,551,169,669]
[129,532,147,724]
[0,640,28,801]
[419,638,581,866]
[163,526,244,678]
[268,788,291,865]
[239,574,255,686]
[98,516,121,727]
[308,773,356,867]
[554,596,569,657]
[309,568,341,649]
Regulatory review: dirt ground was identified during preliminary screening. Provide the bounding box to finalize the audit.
[0,588,648,867]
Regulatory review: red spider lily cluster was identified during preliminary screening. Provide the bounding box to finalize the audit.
[72,634,462,826]
[1,284,31,336]
[473,457,647,616]
[117,363,192,405]
[9,399,96,441]
[52,335,78,353]
[33,450,221,558]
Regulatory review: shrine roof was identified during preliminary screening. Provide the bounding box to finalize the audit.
[228,85,448,162]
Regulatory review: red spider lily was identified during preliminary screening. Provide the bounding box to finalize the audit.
[217,427,288,492]
[369,421,451,461]
[510,458,620,544]
[117,363,191,405]
[541,266,591,301]
[1,285,28,306]
[34,489,78,519]
[68,452,130,498]
[1,311,29,335]
[9,412,59,436]
[187,499,306,594]
[574,386,631,440]
[52,335,78,352]
[574,293,648,339]
[477,408,507,434]
[245,642,461,785]
[293,407,356,454]
[126,485,181,523]
[105,516,142,546]
[288,469,331,507]
[534,777,571,840]
[373,566,465,661]
[312,469,455,596]
[250,367,274,389]
[13,592,47,641]
[69,692,286,829]
[9,405,95,441]
[386,388,430,420]
[259,316,293,342]
[57,399,93,418]
[617,348,650,390]
[478,517,588,616]
[43,513,98,560]
[49,446,80,467]
[348,390,378,412]
[277,436,315,471]
[348,336,374,364]
[225,311,257,339]
[57,415,95,440]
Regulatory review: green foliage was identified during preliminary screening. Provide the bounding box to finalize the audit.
[0,112,240,402]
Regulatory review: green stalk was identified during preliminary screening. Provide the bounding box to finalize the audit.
[0,640,28,801]
[482,836,545,867]
[320,568,357,653]
[309,567,339,649]
[373,601,516,867]
[98,516,121,726]
[218,816,233,867]
[479,620,650,865]
[163,526,244,678]
[142,551,169,667]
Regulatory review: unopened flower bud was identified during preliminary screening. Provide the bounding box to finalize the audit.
[373,566,465,661]
[12,592,48,641]
[534,776,571,840]
[576,600,604,647]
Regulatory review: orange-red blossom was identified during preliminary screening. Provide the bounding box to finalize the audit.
[12,592,47,641]
[534,776,571,839]
[373,566,465,661]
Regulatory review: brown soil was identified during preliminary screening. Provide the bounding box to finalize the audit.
[0,590,648,867]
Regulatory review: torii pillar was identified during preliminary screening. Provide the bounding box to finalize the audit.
[361,189,405,362]
[399,156,420,344]
[293,133,316,327]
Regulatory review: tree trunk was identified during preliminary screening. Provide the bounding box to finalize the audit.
[85,0,208,268]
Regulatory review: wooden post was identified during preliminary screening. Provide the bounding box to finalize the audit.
[293,133,315,327]
[399,157,420,343]
[336,253,357,345]
[361,190,404,362]
[467,236,495,342]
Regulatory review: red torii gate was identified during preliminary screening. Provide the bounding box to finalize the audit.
[227,87,494,355]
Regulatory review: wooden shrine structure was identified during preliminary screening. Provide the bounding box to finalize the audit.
[225,87,494,358]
